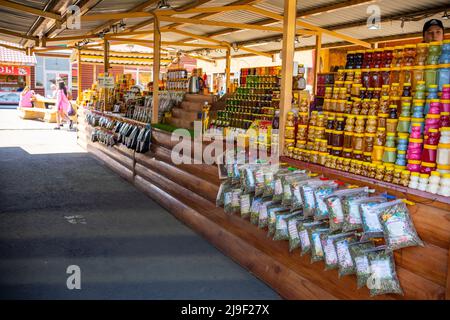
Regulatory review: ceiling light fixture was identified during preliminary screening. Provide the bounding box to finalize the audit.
[158,0,171,10]
[443,10,449,20]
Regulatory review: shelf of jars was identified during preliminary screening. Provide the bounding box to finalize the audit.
[166,68,189,91]
[282,40,450,197]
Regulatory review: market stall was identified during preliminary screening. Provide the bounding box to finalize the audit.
[3,0,448,300]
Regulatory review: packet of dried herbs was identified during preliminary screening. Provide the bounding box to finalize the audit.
[268,205,290,236]
[240,164,256,194]
[253,165,267,197]
[296,219,320,255]
[301,180,329,217]
[250,197,263,225]
[356,196,387,241]
[348,240,375,289]
[257,200,275,229]
[309,227,330,263]
[313,182,339,221]
[224,188,242,214]
[371,199,424,251]
[342,194,371,232]
[366,246,403,296]
[273,211,298,241]
[320,232,355,271]
[271,169,294,203]
[216,180,232,207]
[287,213,306,252]
[325,187,370,233]
[262,165,280,198]
[334,234,358,278]
[240,193,253,219]
[281,172,308,206]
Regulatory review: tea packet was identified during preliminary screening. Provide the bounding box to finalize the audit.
[370,199,424,251]
[348,240,375,289]
[298,221,325,256]
[366,246,403,296]
[342,194,372,232]
[250,197,263,225]
[281,172,309,206]
[286,213,307,252]
[268,206,290,237]
[262,165,281,198]
[313,182,339,221]
[321,232,356,271]
[325,187,370,233]
[302,180,335,217]
[216,180,232,207]
[357,196,387,241]
[241,164,258,194]
[224,188,242,214]
[240,193,253,219]
[309,227,330,263]
[334,234,358,277]
[273,211,299,241]
[257,200,275,229]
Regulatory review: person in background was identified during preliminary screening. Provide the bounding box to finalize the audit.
[54,81,73,130]
[19,86,35,108]
[49,83,58,99]
[423,19,445,43]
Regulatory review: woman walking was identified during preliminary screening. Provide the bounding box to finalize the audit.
[54,81,73,130]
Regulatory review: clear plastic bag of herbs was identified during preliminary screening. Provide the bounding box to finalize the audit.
[253,165,269,197]
[308,227,330,263]
[240,193,253,219]
[301,180,334,218]
[224,188,242,214]
[296,219,323,256]
[348,240,375,289]
[325,187,370,233]
[273,211,300,241]
[268,205,290,237]
[257,200,275,229]
[286,213,308,252]
[250,197,263,225]
[366,246,403,296]
[371,199,424,251]
[281,172,309,207]
[334,234,358,278]
[240,164,257,194]
[216,180,232,207]
[320,232,356,271]
[272,169,302,203]
[356,196,388,241]
[313,182,339,221]
[342,194,373,232]
[262,165,281,198]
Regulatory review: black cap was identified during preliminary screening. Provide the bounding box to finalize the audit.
[423,19,444,34]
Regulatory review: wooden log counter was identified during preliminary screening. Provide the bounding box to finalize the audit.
[77,109,450,300]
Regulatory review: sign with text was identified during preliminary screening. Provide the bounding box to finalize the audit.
[0,65,30,76]
[97,76,114,88]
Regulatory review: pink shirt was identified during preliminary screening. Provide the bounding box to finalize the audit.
[19,90,34,107]
[56,89,70,112]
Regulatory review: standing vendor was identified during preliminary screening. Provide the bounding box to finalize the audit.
[423,19,444,43]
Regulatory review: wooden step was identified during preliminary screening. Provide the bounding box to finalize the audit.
[172,108,202,121]
[179,101,204,112]
[184,94,215,104]
[167,117,194,130]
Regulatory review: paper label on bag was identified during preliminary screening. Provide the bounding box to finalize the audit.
[259,204,268,220]
[255,170,264,183]
[293,186,302,204]
[299,230,310,248]
[283,183,292,198]
[304,188,315,209]
[324,239,338,264]
[276,216,288,231]
[240,195,251,213]
[370,259,391,280]
[251,199,261,213]
[246,168,255,187]
[231,191,240,207]
[274,179,283,195]
[224,192,232,206]
[312,233,324,257]
[355,256,370,274]
[348,203,362,224]
[363,206,383,231]
[336,241,353,268]
[288,220,299,240]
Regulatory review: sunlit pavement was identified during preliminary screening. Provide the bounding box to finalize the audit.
[0,107,280,300]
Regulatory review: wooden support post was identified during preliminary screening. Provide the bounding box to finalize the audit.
[103,40,109,112]
[152,18,161,124]
[77,49,82,102]
[225,48,231,94]
[313,33,322,96]
[279,0,297,156]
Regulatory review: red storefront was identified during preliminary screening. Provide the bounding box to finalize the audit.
[0,46,36,104]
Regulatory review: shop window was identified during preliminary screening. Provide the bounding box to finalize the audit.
[138,71,151,87]
[35,56,44,87]
[45,57,70,71]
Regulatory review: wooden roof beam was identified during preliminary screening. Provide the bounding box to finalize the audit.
[0,0,61,21]
[0,28,37,41]
[246,6,371,48]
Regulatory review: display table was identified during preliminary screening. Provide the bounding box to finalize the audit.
[77,108,450,300]
[18,96,78,123]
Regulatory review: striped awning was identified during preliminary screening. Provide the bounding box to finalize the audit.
[0,41,36,65]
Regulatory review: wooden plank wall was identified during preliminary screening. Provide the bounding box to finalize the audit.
[77,110,449,300]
